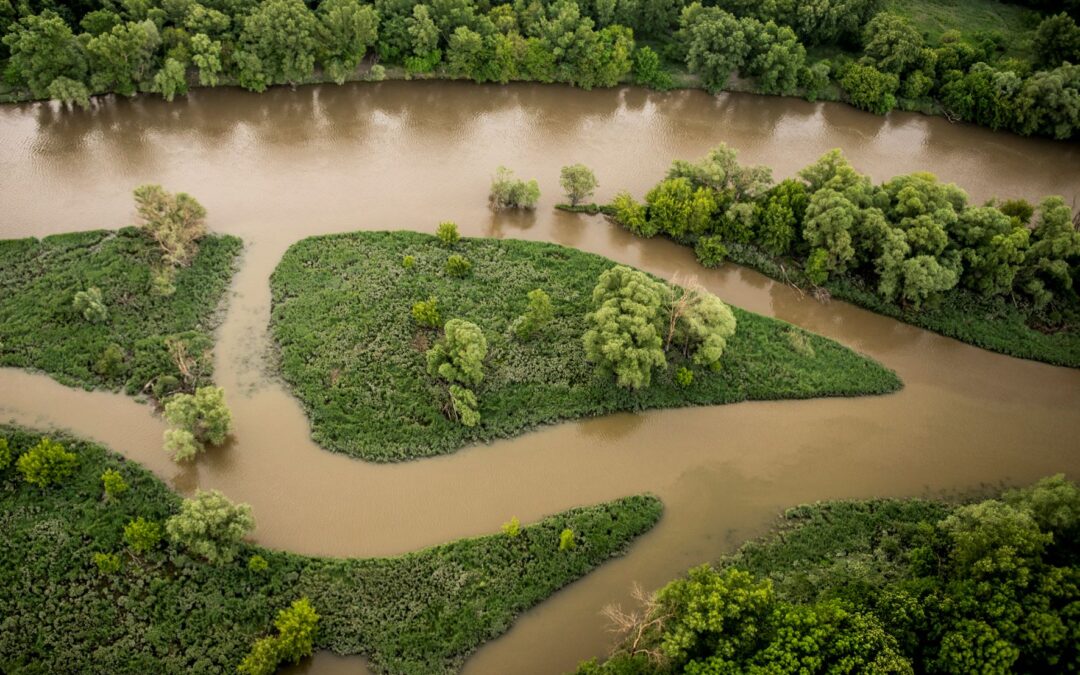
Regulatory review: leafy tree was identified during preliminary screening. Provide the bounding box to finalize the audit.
[238,637,279,675]
[236,0,320,91]
[489,166,541,209]
[862,13,923,74]
[46,76,90,109]
[675,366,693,387]
[124,517,164,554]
[999,199,1035,226]
[73,287,107,323]
[582,265,667,389]
[102,468,128,498]
[645,177,717,239]
[800,60,831,102]
[164,428,200,463]
[81,9,122,36]
[95,343,125,378]
[412,296,441,327]
[190,32,223,86]
[953,206,1029,297]
[165,488,255,564]
[790,0,881,47]
[447,25,485,79]
[427,318,487,386]
[841,62,898,115]
[239,598,320,674]
[16,437,78,488]
[448,384,480,426]
[1034,12,1080,69]
[632,45,673,89]
[745,20,805,95]
[669,287,737,369]
[446,253,472,277]
[611,191,655,237]
[2,10,86,98]
[679,4,752,93]
[164,386,233,446]
[1014,63,1080,140]
[560,164,599,205]
[666,142,772,202]
[758,179,808,256]
[133,184,208,267]
[184,4,232,36]
[86,20,162,96]
[694,235,727,267]
[801,188,860,277]
[513,288,554,339]
[436,220,460,246]
[153,57,188,101]
[940,63,1022,131]
[716,201,758,244]
[1019,196,1080,308]
[405,3,440,71]
[318,0,379,84]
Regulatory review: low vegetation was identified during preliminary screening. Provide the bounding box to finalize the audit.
[0,425,663,674]
[602,143,1080,367]
[580,475,1080,673]
[489,166,541,210]
[0,189,241,399]
[269,230,899,461]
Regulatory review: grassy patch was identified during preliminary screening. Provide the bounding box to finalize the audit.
[883,0,1039,53]
[0,228,242,396]
[0,425,662,674]
[269,231,900,462]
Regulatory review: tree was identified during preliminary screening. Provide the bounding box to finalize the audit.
[405,4,440,71]
[1019,196,1080,308]
[953,206,1030,297]
[446,25,485,79]
[694,236,727,267]
[2,10,87,98]
[446,253,472,276]
[275,597,320,664]
[16,437,78,488]
[46,76,90,109]
[427,319,487,386]
[162,386,233,462]
[666,142,772,202]
[560,164,599,205]
[645,177,717,239]
[102,468,128,498]
[166,489,255,564]
[448,384,480,426]
[318,0,379,84]
[633,45,673,89]
[489,166,541,209]
[841,63,898,115]
[133,184,208,267]
[124,517,163,554]
[745,20,806,95]
[190,32,223,86]
[862,13,924,74]
[153,57,188,102]
[583,265,667,389]
[668,286,737,369]
[236,0,320,91]
[610,191,655,237]
[73,287,108,323]
[86,20,162,96]
[758,179,809,256]
[679,4,753,93]
[1033,12,1080,69]
[513,288,554,339]
[1013,64,1080,140]
[801,188,859,277]
[436,220,460,246]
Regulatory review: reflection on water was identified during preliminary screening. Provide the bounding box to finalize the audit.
[1,81,1079,674]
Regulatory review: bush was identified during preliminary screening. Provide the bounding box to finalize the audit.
[840,63,898,115]
[274,597,320,664]
[93,552,122,574]
[512,288,554,340]
[73,287,108,323]
[670,288,738,370]
[436,221,460,247]
[426,319,487,387]
[165,489,255,565]
[164,428,200,463]
[124,517,163,554]
[446,254,472,277]
[560,164,599,206]
[675,366,693,387]
[559,528,576,551]
[502,516,521,537]
[0,438,10,471]
[95,343,126,377]
[412,296,441,328]
[101,468,128,498]
[248,554,269,572]
[238,637,280,675]
[16,437,78,488]
[489,166,541,209]
[633,46,673,90]
[402,254,416,269]
[694,236,728,268]
[366,64,387,81]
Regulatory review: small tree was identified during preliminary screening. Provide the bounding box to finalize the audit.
[238,637,279,675]
[274,597,320,664]
[73,287,107,323]
[124,517,163,554]
[436,221,460,246]
[133,184,208,267]
[583,266,667,390]
[102,468,128,499]
[165,489,255,564]
[402,254,416,269]
[512,288,553,339]
[446,254,472,277]
[669,285,738,370]
[489,166,541,209]
[449,385,480,427]
[162,386,233,462]
[502,515,521,537]
[411,297,441,328]
[560,164,599,206]
[16,437,78,488]
[694,236,727,268]
[610,191,657,237]
[426,319,487,387]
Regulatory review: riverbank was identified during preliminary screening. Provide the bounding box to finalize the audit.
[0,424,662,674]
[269,231,900,462]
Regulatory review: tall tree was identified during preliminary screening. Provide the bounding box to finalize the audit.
[318,0,379,84]
[236,0,320,91]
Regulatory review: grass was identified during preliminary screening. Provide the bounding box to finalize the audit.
[0,425,663,674]
[0,228,242,397]
[268,231,900,462]
[883,0,1040,54]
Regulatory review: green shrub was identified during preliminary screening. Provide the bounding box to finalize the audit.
[502,516,521,537]
[559,528,576,551]
[16,437,78,488]
[366,63,387,81]
[248,554,269,572]
[101,468,128,498]
[93,552,122,574]
[133,184,208,267]
[164,428,200,463]
[411,296,441,328]
[165,489,255,565]
[785,328,815,358]
[402,254,416,269]
[449,384,481,427]
[436,221,460,247]
[426,319,487,387]
[694,236,728,268]
[238,636,280,675]
[0,438,10,471]
[675,366,693,387]
[124,517,163,554]
[446,254,472,277]
[611,191,656,237]
[95,343,126,377]
[273,597,320,664]
[73,287,108,323]
[633,45,673,90]
[512,288,554,340]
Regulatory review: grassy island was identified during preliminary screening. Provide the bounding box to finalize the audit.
[0,425,662,674]
[269,230,900,462]
[0,227,241,398]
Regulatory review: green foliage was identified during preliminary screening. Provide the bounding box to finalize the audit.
[2,10,86,98]
[269,231,899,460]
[46,75,90,109]
[670,288,738,369]
[133,184,209,268]
[583,265,667,390]
[841,62,899,115]
[674,366,693,387]
[93,551,122,574]
[165,489,255,565]
[319,0,379,84]
[236,0,320,91]
[445,253,472,277]
[0,438,9,471]
[152,57,187,102]
[1034,12,1080,69]
[73,286,108,323]
[632,45,673,90]
[693,236,727,268]
[411,296,441,327]
[402,254,416,270]
[237,636,280,675]
[502,515,522,537]
[162,386,233,462]
[645,177,717,240]
[560,527,576,551]
[611,191,656,237]
[679,4,752,94]
[489,166,541,209]
[248,554,270,572]
[436,221,460,247]
[560,164,599,206]
[86,20,161,96]
[758,179,808,256]
[16,437,78,488]
[95,343,126,377]
[448,384,480,426]
[863,13,924,74]
[745,20,806,96]
[123,516,163,554]
[190,32,222,86]
[239,597,320,672]
[427,318,487,386]
[512,288,554,340]
[101,468,128,498]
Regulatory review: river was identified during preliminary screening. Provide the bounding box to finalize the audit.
[1,81,1079,675]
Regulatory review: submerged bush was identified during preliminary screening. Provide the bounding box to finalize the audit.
[489,166,541,209]
[16,437,78,488]
[134,184,209,267]
[560,164,599,206]
[162,387,232,463]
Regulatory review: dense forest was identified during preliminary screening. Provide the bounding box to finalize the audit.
[2,0,1079,138]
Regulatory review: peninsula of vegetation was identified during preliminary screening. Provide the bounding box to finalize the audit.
[578,474,1080,673]
[2,0,1079,138]
[0,185,241,399]
[268,229,900,461]
[586,144,1080,367]
[0,425,663,674]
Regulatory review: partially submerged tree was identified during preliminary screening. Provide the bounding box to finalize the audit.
[560,164,599,206]
[162,386,233,462]
[133,184,208,267]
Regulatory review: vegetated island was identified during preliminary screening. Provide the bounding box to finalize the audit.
[268,229,900,462]
[574,143,1080,367]
[0,425,662,674]
[578,474,1080,673]
[0,186,241,400]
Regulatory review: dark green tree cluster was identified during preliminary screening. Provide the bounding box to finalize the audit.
[578,475,1080,674]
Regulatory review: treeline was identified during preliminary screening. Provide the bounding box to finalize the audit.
[605,143,1080,366]
[2,0,1079,138]
[578,475,1080,674]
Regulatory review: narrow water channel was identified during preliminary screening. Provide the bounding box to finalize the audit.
[1,81,1078,674]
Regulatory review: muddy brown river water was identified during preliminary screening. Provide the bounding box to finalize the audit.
[1,81,1079,675]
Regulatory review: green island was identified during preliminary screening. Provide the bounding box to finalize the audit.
[0,226,241,398]
[268,230,900,462]
[2,0,1079,138]
[587,143,1080,367]
[578,474,1080,673]
[0,425,662,674]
